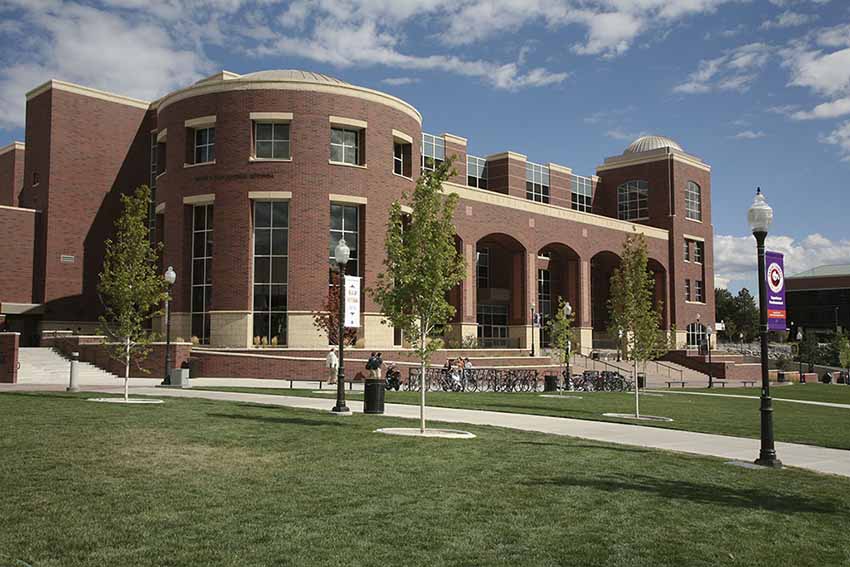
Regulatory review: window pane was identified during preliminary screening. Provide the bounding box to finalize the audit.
[255,229,271,255]
[273,142,290,159]
[256,141,273,159]
[194,205,206,230]
[255,202,272,228]
[272,257,288,284]
[254,257,270,283]
[271,229,288,256]
[330,145,343,162]
[204,259,213,284]
[274,123,289,141]
[331,128,344,144]
[272,202,288,228]
[207,128,215,143]
[196,128,207,145]
[330,205,343,230]
[193,260,205,284]
[256,122,273,140]
[343,130,357,146]
[192,288,205,312]
[343,205,358,231]
[270,312,287,342]
[254,285,270,311]
[270,285,287,310]
[253,313,269,341]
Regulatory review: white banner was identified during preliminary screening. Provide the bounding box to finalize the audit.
[344,275,361,328]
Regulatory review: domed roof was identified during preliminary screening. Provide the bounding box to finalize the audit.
[624,135,683,154]
[238,69,349,85]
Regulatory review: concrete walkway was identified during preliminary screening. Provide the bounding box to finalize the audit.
[650,389,850,410]
[87,386,850,478]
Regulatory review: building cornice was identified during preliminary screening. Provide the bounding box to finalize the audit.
[443,133,467,146]
[596,148,710,173]
[0,141,24,156]
[25,80,151,110]
[154,76,422,124]
[443,181,669,241]
[486,151,527,162]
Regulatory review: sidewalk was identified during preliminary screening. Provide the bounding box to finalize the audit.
[89,386,850,478]
[651,389,850,410]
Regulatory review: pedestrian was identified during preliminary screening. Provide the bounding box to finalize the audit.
[326,347,338,385]
[375,352,384,380]
[366,352,377,379]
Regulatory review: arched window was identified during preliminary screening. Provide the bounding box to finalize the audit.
[617,180,648,220]
[686,322,706,348]
[685,181,702,221]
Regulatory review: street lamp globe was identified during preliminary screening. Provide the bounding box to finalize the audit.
[164,266,177,285]
[747,187,773,234]
[334,237,350,267]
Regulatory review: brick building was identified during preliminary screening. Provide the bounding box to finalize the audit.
[0,69,715,352]
[787,264,850,335]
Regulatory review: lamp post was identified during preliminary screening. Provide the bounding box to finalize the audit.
[617,328,623,362]
[748,188,782,468]
[530,303,536,357]
[160,266,176,386]
[706,325,714,388]
[332,238,351,414]
[564,301,573,388]
[797,327,804,379]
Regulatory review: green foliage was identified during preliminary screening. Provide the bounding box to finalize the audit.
[608,233,667,364]
[97,185,168,376]
[715,287,760,343]
[798,332,819,369]
[838,335,850,371]
[312,269,358,346]
[546,298,575,369]
[775,354,791,372]
[371,157,466,367]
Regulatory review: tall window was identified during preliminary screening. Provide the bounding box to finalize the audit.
[477,304,509,347]
[393,141,412,177]
[330,127,360,165]
[477,247,489,288]
[149,133,158,239]
[617,179,649,220]
[683,239,690,262]
[694,241,704,264]
[538,268,552,345]
[191,204,213,344]
[526,162,550,203]
[254,122,290,159]
[695,280,705,303]
[685,181,702,221]
[194,127,215,164]
[685,278,691,302]
[467,155,488,189]
[421,133,445,173]
[330,204,359,278]
[687,323,706,348]
[253,201,289,345]
[571,174,593,212]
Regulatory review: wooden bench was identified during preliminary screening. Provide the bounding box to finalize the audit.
[665,381,687,389]
[742,380,756,388]
[711,379,728,388]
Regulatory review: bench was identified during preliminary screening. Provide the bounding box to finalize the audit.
[665,381,687,389]
[711,379,728,389]
[742,380,756,388]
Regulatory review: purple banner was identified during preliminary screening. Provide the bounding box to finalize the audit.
[765,251,787,332]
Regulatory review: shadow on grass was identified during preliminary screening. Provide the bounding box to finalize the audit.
[526,473,839,514]
[207,412,345,427]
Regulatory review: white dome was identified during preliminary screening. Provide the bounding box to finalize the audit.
[238,69,349,85]
[624,135,683,154]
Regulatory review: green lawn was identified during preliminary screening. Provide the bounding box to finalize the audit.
[196,386,850,450]
[689,383,850,404]
[0,392,848,567]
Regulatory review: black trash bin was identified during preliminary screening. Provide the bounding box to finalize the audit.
[544,374,559,392]
[637,372,646,389]
[364,379,386,414]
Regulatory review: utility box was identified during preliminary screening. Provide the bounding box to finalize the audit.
[169,368,191,388]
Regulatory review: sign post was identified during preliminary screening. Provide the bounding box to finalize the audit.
[765,251,786,332]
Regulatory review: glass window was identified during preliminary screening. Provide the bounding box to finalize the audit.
[255,122,290,160]
[421,133,445,173]
[685,278,691,302]
[467,155,488,189]
[685,181,702,221]
[694,241,704,264]
[684,239,690,262]
[149,133,158,241]
[477,304,509,347]
[253,201,289,345]
[194,127,215,164]
[476,247,489,289]
[191,204,213,344]
[330,204,359,279]
[526,162,550,204]
[571,174,593,212]
[617,179,649,220]
[695,280,705,303]
[687,323,706,348]
[331,127,360,165]
[394,141,412,177]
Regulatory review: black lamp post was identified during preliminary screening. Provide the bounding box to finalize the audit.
[749,188,782,468]
[617,328,623,362]
[530,303,536,357]
[796,327,804,379]
[706,325,714,389]
[160,266,176,386]
[564,301,573,387]
[332,237,351,414]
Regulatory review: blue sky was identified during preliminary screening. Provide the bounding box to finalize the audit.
[1,0,848,292]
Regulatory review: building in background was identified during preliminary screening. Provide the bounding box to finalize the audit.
[0,70,715,352]
[787,264,850,335]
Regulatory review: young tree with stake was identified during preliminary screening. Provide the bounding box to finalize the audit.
[98,185,168,401]
[608,233,667,417]
[372,158,466,433]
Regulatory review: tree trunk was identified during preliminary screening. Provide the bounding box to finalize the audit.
[634,358,639,418]
[420,321,426,433]
[124,336,130,402]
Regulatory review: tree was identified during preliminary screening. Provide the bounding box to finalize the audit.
[714,288,738,341]
[838,335,850,377]
[312,269,358,347]
[98,185,168,401]
[608,233,667,417]
[372,158,466,433]
[732,288,760,343]
[546,297,575,377]
[799,332,819,372]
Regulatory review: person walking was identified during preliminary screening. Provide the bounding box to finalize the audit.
[326,347,339,385]
[366,352,377,379]
[375,352,384,380]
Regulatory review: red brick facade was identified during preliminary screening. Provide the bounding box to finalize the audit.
[0,333,19,383]
[0,143,24,206]
[0,72,715,355]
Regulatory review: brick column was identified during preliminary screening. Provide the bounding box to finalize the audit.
[548,163,572,209]
[0,332,20,384]
[444,133,467,186]
[578,259,593,354]
[486,152,527,198]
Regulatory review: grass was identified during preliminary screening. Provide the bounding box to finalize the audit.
[689,383,850,404]
[0,391,849,567]
[196,385,850,450]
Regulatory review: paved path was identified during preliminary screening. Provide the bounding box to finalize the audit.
[86,386,850,478]
[649,389,850,410]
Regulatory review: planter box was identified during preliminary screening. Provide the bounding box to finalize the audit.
[800,373,817,384]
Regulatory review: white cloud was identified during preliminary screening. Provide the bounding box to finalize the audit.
[791,96,850,119]
[605,128,647,141]
[733,130,766,139]
[715,232,850,290]
[380,77,420,86]
[674,43,771,94]
[782,43,850,98]
[820,119,850,161]
[760,11,818,30]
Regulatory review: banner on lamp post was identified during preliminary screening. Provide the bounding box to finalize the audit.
[765,251,786,332]
[344,275,361,328]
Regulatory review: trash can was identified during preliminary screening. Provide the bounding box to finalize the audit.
[169,368,190,388]
[637,372,646,389]
[544,374,559,392]
[364,379,385,414]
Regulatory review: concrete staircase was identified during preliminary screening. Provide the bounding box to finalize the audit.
[17,347,122,385]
